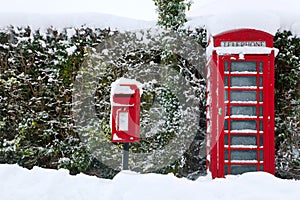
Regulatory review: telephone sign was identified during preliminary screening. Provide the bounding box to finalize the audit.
[220,41,266,47]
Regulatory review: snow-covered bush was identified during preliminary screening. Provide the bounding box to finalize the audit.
[0,26,207,179]
[0,26,118,178]
[72,28,207,177]
[153,0,192,30]
[274,30,300,179]
[0,25,298,180]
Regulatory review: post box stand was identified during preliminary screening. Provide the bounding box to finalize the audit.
[110,78,142,170]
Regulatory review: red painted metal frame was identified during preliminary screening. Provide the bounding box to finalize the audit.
[213,29,274,48]
[206,29,275,178]
[220,55,274,176]
[206,52,218,178]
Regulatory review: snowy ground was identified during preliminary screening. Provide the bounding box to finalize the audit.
[1,164,300,200]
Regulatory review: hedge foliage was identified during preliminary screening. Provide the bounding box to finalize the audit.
[274,30,300,179]
[0,26,119,178]
[0,26,207,179]
[0,26,299,179]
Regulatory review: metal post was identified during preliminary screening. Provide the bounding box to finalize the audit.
[122,143,130,170]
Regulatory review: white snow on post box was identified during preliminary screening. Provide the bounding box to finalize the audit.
[111,78,143,98]
[113,85,135,95]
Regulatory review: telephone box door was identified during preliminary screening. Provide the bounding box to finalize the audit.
[219,54,275,176]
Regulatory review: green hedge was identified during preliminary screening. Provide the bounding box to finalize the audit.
[0,26,299,179]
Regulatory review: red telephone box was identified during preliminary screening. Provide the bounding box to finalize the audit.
[206,29,277,178]
[111,83,140,143]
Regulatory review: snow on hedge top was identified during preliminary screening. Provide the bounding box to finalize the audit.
[187,0,300,36]
[0,13,155,31]
[1,0,300,35]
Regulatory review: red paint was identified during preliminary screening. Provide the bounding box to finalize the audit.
[206,29,275,178]
[214,29,274,48]
[111,84,140,143]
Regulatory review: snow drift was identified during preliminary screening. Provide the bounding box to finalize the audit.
[0,164,300,200]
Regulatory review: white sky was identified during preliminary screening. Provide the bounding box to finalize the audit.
[1,0,299,35]
[0,0,211,21]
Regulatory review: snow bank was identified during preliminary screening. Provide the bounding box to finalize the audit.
[0,0,157,21]
[1,0,300,35]
[0,13,155,31]
[187,0,300,36]
[1,164,300,200]
[0,164,111,200]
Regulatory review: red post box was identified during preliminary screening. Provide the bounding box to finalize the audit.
[206,29,278,178]
[111,81,140,143]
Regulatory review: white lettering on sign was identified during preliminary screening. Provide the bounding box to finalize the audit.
[220,41,266,47]
[118,111,129,131]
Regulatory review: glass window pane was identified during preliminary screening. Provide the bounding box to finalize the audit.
[230,135,256,146]
[225,150,229,160]
[230,150,257,160]
[231,120,256,130]
[231,165,257,175]
[225,164,229,175]
[231,76,256,87]
[225,134,228,145]
[231,62,256,72]
[259,106,263,116]
[225,61,229,72]
[224,120,228,130]
[231,106,256,116]
[225,90,228,101]
[225,76,229,86]
[260,120,263,131]
[259,77,263,87]
[260,150,264,161]
[259,91,263,102]
[260,62,263,73]
[231,91,256,101]
[260,135,263,147]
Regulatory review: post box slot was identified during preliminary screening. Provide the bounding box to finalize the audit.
[114,94,134,97]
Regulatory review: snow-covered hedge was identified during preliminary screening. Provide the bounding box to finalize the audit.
[0,26,120,178]
[0,26,208,179]
[0,25,299,179]
[274,30,300,179]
